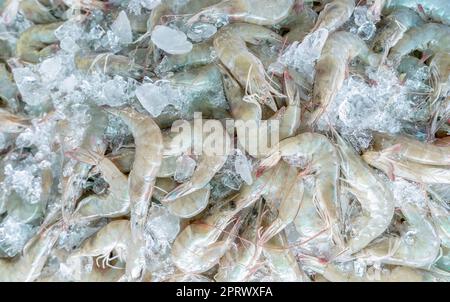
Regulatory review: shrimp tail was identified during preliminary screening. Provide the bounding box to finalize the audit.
[256,150,281,177]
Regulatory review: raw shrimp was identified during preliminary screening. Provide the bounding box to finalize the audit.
[75,53,146,80]
[221,64,280,158]
[311,0,355,33]
[357,202,440,268]
[368,0,387,21]
[0,222,61,281]
[384,0,450,25]
[70,220,131,271]
[153,177,211,219]
[428,52,450,137]
[263,231,310,282]
[220,63,262,122]
[427,189,450,248]
[214,209,262,282]
[305,259,434,282]
[164,0,223,14]
[362,151,450,184]
[66,147,130,222]
[0,63,18,102]
[307,31,380,125]
[171,200,245,273]
[372,132,450,166]
[214,23,283,111]
[162,120,232,202]
[372,8,424,56]
[60,106,107,223]
[105,107,163,239]
[16,22,63,63]
[293,179,331,246]
[258,133,344,248]
[19,0,65,24]
[258,173,304,244]
[388,23,450,66]
[187,0,295,26]
[279,71,301,139]
[156,41,216,75]
[108,147,177,177]
[335,132,395,254]
[277,5,317,43]
[0,107,29,133]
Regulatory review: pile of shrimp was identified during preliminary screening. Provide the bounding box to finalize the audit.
[0,0,449,282]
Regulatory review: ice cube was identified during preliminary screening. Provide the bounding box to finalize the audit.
[187,23,217,42]
[111,11,133,45]
[353,6,369,26]
[234,149,253,185]
[357,22,376,41]
[174,155,196,183]
[141,0,161,10]
[146,204,180,242]
[60,37,80,53]
[0,216,35,257]
[12,67,48,106]
[101,76,129,107]
[136,82,179,117]
[274,28,329,86]
[39,57,63,83]
[151,25,193,55]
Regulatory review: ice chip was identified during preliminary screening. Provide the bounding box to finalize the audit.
[39,57,62,82]
[357,22,376,41]
[12,67,48,106]
[151,25,193,55]
[234,149,253,185]
[141,0,161,10]
[136,82,172,116]
[187,23,217,42]
[111,11,133,45]
[174,155,196,183]
[353,6,369,26]
[274,28,329,86]
[0,216,35,258]
[146,204,180,242]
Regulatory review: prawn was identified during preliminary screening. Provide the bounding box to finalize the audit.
[75,53,146,80]
[66,147,130,222]
[214,23,283,111]
[19,0,65,24]
[187,0,295,27]
[263,231,311,282]
[427,188,450,248]
[105,107,163,240]
[384,0,450,26]
[258,133,344,248]
[371,132,450,166]
[0,107,30,134]
[70,220,131,271]
[334,131,395,254]
[306,31,380,125]
[372,8,424,58]
[154,177,211,219]
[311,0,355,33]
[0,222,61,281]
[171,200,245,273]
[162,120,232,202]
[362,150,450,184]
[16,22,63,63]
[356,202,440,268]
[388,23,450,66]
